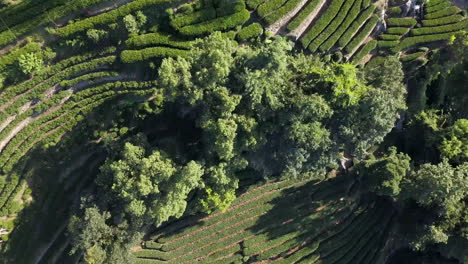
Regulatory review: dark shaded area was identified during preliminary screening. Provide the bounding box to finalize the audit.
[387,248,459,264]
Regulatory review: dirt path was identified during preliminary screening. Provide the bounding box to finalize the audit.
[267,0,311,35]
[288,0,329,40]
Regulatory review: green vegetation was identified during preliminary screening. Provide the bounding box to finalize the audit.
[0,1,467,264]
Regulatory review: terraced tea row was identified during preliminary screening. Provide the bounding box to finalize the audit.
[134,176,393,263]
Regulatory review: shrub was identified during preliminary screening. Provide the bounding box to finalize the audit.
[246,0,266,9]
[216,0,246,17]
[424,6,461,19]
[0,42,42,71]
[300,0,347,48]
[257,0,289,18]
[386,17,417,27]
[344,15,379,54]
[237,23,264,40]
[425,1,451,13]
[126,33,194,49]
[263,0,303,25]
[351,40,377,64]
[386,27,410,34]
[178,9,250,36]
[286,0,321,31]
[379,34,401,40]
[411,19,468,35]
[121,47,188,63]
[400,51,426,61]
[308,0,357,52]
[337,5,376,47]
[387,6,402,16]
[393,31,459,51]
[422,14,464,26]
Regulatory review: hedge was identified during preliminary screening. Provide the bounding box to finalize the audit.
[263,0,303,25]
[318,0,363,51]
[121,47,188,63]
[0,0,105,46]
[422,14,464,26]
[237,23,263,40]
[170,8,217,30]
[400,51,426,61]
[425,1,451,13]
[178,10,250,36]
[424,6,461,19]
[351,40,377,64]
[56,0,175,37]
[60,71,119,87]
[377,40,399,48]
[337,5,376,47]
[411,19,468,35]
[126,33,194,49]
[308,0,357,52]
[386,17,417,27]
[386,27,410,34]
[393,31,459,51]
[257,0,289,18]
[300,0,347,48]
[286,0,321,31]
[379,34,401,40]
[387,6,402,16]
[344,15,379,54]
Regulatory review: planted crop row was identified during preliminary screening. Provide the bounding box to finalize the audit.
[425,0,445,7]
[386,27,409,34]
[56,0,174,37]
[318,0,363,52]
[0,0,105,46]
[377,40,399,48]
[257,0,289,18]
[379,34,401,40]
[0,47,116,105]
[308,0,357,52]
[0,56,116,127]
[60,71,119,88]
[351,39,377,64]
[386,17,417,27]
[178,10,250,36]
[121,47,188,63]
[411,19,468,35]
[0,81,156,172]
[170,8,217,29]
[286,0,321,31]
[263,0,303,25]
[126,33,194,49]
[154,180,295,243]
[344,15,379,54]
[425,1,451,13]
[424,6,460,19]
[422,14,464,26]
[400,51,426,62]
[300,0,347,48]
[337,5,376,47]
[237,23,263,40]
[393,31,460,51]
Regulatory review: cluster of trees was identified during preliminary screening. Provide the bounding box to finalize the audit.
[67,32,407,263]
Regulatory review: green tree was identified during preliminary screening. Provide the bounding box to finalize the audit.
[440,119,468,163]
[359,147,411,197]
[86,29,108,43]
[18,53,43,76]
